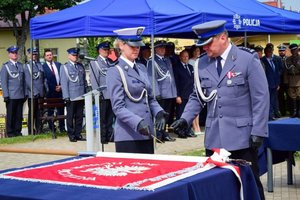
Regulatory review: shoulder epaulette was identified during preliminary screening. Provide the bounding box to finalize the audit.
[238,46,255,54]
[199,52,207,58]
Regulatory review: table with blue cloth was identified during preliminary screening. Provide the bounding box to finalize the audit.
[0,156,260,200]
[265,118,300,192]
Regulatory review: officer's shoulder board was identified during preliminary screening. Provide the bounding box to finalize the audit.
[238,46,256,54]
[199,52,207,58]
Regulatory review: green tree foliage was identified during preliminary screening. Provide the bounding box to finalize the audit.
[0,0,82,62]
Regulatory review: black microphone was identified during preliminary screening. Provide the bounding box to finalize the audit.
[79,54,96,61]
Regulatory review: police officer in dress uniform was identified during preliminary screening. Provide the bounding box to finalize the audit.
[147,40,177,142]
[106,27,168,154]
[136,43,151,66]
[254,45,266,70]
[277,44,290,116]
[0,46,27,137]
[60,48,87,142]
[89,41,115,143]
[171,20,269,200]
[24,48,46,134]
[284,44,300,117]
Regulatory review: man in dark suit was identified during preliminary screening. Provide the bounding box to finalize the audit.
[173,50,195,138]
[42,49,65,132]
[261,43,283,120]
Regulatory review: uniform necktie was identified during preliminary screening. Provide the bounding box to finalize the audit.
[216,56,222,76]
[15,63,18,70]
[185,64,191,76]
[50,62,55,74]
[270,59,275,71]
[74,63,78,70]
[133,64,139,75]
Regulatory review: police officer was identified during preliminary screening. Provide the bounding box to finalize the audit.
[277,44,290,116]
[107,27,167,154]
[0,46,27,137]
[24,48,46,134]
[89,41,115,143]
[147,40,177,142]
[284,44,300,117]
[254,45,265,70]
[137,43,151,66]
[171,20,269,200]
[60,48,87,142]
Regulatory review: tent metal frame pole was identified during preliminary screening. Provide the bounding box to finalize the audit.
[244,32,247,47]
[30,39,34,137]
[150,33,157,149]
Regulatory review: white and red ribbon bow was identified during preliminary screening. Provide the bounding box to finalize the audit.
[203,148,244,200]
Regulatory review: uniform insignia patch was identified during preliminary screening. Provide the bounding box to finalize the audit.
[238,46,255,54]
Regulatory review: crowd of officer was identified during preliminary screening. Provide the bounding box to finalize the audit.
[1,32,299,146]
[254,42,300,119]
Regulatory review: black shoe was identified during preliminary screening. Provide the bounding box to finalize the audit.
[178,134,187,139]
[186,132,197,137]
[76,135,86,141]
[163,136,176,142]
[69,137,77,142]
[60,129,66,132]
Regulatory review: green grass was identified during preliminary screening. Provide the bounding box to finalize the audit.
[180,149,206,156]
[0,132,68,145]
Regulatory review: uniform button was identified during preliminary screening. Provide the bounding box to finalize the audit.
[218,96,221,99]
[218,105,222,108]
[146,111,149,113]
[218,85,221,88]
[219,114,223,118]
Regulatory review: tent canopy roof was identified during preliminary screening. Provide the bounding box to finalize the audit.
[30,0,300,39]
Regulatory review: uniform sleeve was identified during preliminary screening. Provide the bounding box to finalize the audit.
[60,65,69,99]
[24,64,31,94]
[89,61,99,90]
[248,53,269,137]
[0,64,9,98]
[147,60,161,97]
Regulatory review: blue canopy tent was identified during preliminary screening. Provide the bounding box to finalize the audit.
[30,0,300,40]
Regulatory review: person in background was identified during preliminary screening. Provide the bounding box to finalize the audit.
[171,20,269,200]
[60,48,87,142]
[277,44,290,117]
[0,46,26,137]
[254,45,265,70]
[107,27,168,153]
[188,45,203,135]
[24,48,46,134]
[261,43,283,120]
[137,43,151,66]
[173,50,196,138]
[89,41,115,144]
[147,40,177,142]
[42,49,66,132]
[284,44,300,118]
